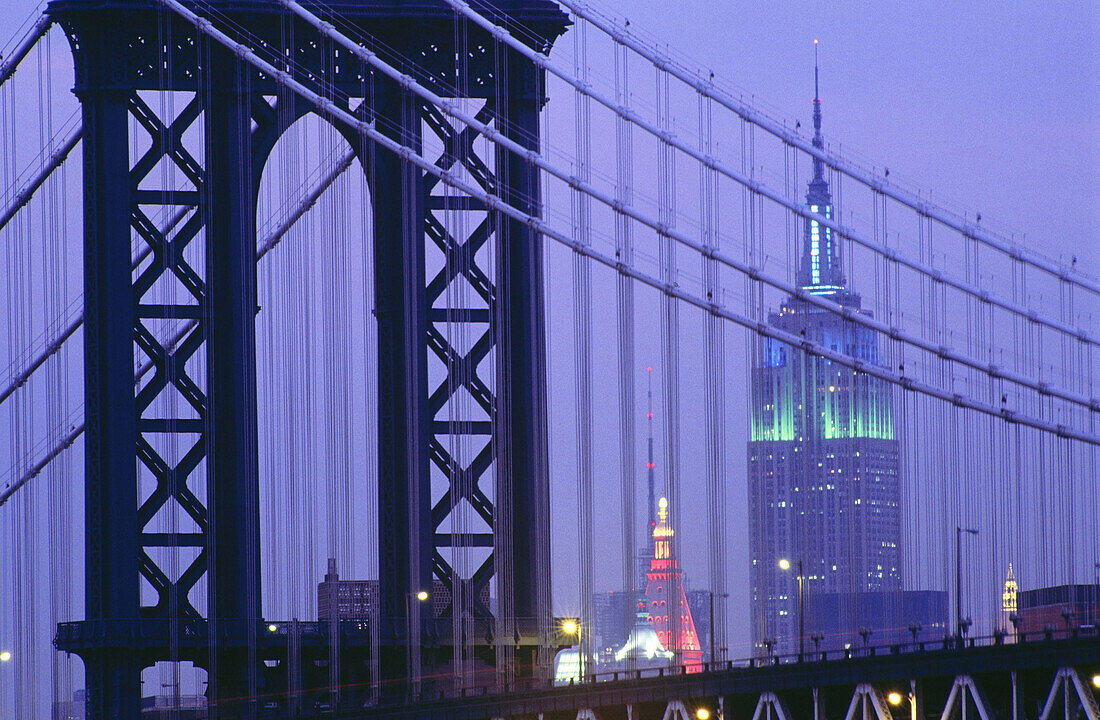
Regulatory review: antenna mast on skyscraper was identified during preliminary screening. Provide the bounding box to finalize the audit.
[646,366,657,529]
[812,39,824,156]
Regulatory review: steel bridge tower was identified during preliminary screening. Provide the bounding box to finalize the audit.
[47,0,567,717]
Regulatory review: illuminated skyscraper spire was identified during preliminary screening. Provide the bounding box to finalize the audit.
[797,40,845,294]
[643,497,702,670]
[812,39,825,169]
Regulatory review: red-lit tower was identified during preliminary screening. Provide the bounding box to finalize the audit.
[643,497,703,670]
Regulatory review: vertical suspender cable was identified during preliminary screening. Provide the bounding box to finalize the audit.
[570,14,594,681]
[654,55,682,665]
[699,86,726,663]
[612,36,638,672]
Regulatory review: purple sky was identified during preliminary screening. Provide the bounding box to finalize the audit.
[0,0,1096,686]
[588,0,1099,271]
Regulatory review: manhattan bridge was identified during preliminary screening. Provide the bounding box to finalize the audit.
[0,1,1097,719]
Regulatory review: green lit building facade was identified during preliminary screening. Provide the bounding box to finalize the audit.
[749,71,901,656]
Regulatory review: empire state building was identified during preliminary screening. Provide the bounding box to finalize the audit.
[748,57,901,656]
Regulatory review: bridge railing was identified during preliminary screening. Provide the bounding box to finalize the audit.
[555,625,1100,689]
[347,624,1100,707]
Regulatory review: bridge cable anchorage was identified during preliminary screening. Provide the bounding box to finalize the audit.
[275,0,1098,414]
[554,0,1100,299]
[156,0,1100,447]
[442,0,1100,354]
[0,148,358,503]
[0,14,52,90]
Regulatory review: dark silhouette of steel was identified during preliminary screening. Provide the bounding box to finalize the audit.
[48,1,565,717]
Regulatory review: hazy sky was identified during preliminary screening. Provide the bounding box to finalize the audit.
[537,0,1100,618]
[2,0,1095,264]
[590,0,1100,270]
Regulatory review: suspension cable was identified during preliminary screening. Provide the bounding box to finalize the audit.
[555,0,1100,299]
[154,0,1100,447]
[0,148,354,409]
[276,0,1100,414]
[0,123,80,236]
[0,148,358,503]
[0,14,51,91]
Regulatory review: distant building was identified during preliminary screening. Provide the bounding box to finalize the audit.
[54,690,210,720]
[803,590,948,652]
[52,690,86,720]
[140,695,207,720]
[643,497,703,670]
[748,58,902,657]
[316,558,488,621]
[685,589,713,661]
[613,598,675,668]
[1017,583,1100,636]
[999,564,1018,639]
[318,558,375,619]
[591,590,635,657]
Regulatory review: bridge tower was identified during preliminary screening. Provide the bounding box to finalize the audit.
[47,0,567,717]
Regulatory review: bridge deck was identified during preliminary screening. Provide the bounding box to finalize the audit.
[343,637,1100,720]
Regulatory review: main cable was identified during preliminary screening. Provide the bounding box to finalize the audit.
[283,0,1099,415]
[156,0,1100,449]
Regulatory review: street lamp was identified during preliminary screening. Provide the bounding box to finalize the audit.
[406,590,430,699]
[887,686,917,720]
[779,558,804,658]
[0,651,10,662]
[955,526,979,639]
[559,618,583,680]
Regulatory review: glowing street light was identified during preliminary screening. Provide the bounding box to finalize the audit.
[888,687,917,720]
[561,619,578,636]
[1092,674,1100,689]
[0,651,10,662]
[416,590,429,602]
[267,624,277,633]
[695,708,712,720]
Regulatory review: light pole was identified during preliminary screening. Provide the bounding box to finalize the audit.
[779,558,804,658]
[406,590,430,698]
[560,618,581,680]
[888,684,917,720]
[707,591,729,667]
[955,526,978,639]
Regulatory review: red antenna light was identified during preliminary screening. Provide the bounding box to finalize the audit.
[646,366,652,372]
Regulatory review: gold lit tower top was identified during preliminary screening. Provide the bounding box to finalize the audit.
[1001,563,1017,615]
[653,497,674,558]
